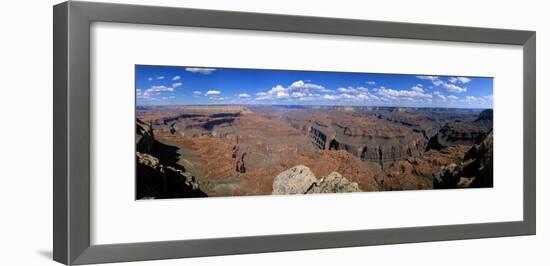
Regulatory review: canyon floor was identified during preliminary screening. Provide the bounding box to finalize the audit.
[135,105,493,199]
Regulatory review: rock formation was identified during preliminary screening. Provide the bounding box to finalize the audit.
[136,118,154,153]
[272,165,318,194]
[283,109,427,164]
[305,171,362,194]
[475,109,493,123]
[434,130,493,189]
[136,152,206,199]
[427,109,493,151]
[272,165,362,195]
[135,118,207,199]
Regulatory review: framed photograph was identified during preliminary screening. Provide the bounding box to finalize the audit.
[53,1,536,265]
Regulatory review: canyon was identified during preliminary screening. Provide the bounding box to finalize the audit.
[135,105,493,199]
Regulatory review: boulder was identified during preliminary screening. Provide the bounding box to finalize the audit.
[272,165,362,195]
[306,172,361,194]
[272,165,317,195]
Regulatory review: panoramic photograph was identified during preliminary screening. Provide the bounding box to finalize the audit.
[135,65,494,200]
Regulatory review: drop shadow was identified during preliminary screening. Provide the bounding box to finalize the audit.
[37,249,52,259]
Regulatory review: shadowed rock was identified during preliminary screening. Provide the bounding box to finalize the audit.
[427,109,493,151]
[136,152,207,199]
[135,118,207,199]
[136,118,154,153]
[434,130,493,189]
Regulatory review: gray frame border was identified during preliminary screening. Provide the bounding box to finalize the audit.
[53,1,536,265]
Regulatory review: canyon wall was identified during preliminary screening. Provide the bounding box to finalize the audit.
[284,110,427,164]
[135,118,207,199]
[434,130,493,189]
[427,110,493,151]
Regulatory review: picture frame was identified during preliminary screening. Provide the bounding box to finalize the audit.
[53,1,536,265]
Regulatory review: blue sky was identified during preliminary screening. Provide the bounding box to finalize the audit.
[136,65,493,108]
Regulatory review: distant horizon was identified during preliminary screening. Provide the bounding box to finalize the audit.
[136,103,493,110]
[136,65,494,109]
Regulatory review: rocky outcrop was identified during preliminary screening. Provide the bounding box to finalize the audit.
[234,149,246,173]
[136,152,206,199]
[285,110,427,164]
[272,165,318,194]
[310,127,328,149]
[427,109,493,151]
[426,124,487,150]
[358,140,425,163]
[434,130,493,189]
[136,118,154,153]
[136,152,207,199]
[305,172,361,194]
[135,118,207,199]
[272,165,362,195]
[476,109,493,122]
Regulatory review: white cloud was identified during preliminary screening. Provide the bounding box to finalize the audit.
[417,76,445,87]
[447,95,459,101]
[432,79,444,86]
[449,77,472,84]
[238,93,251,98]
[417,75,467,93]
[377,87,432,101]
[433,91,460,103]
[255,80,329,101]
[156,76,165,80]
[366,81,376,85]
[147,77,153,81]
[464,96,478,103]
[136,88,149,100]
[411,85,424,93]
[337,87,369,94]
[203,90,223,101]
[185,68,216,74]
[193,91,203,96]
[143,85,174,96]
[172,75,181,81]
[462,95,490,105]
[332,87,375,102]
[443,83,467,93]
[288,80,331,92]
[205,90,221,96]
[434,91,447,102]
[337,87,354,93]
[172,82,182,88]
[322,94,338,100]
[416,75,439,81]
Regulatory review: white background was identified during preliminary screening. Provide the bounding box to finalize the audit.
[92,22,522,244]
[0,0,548,265]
